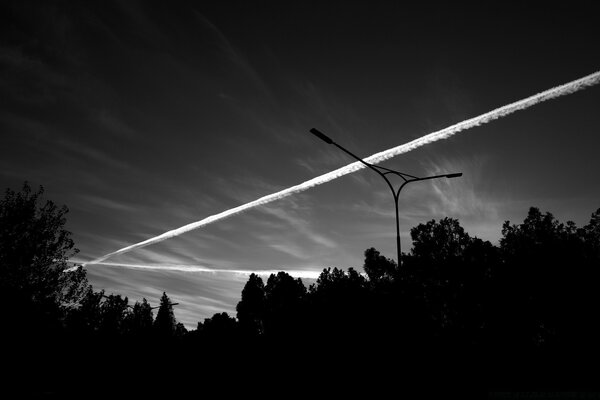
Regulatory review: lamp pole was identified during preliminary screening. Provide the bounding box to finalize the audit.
[101,294,179,309]
[151,302,179,310]
[309,128,462,268]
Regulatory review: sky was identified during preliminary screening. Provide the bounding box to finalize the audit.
[2,1,600,328]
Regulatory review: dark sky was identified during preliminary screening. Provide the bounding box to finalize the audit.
[2,1,600,327]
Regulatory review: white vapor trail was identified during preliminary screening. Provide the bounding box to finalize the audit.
[87,262,322,280]
[88,70,600,266]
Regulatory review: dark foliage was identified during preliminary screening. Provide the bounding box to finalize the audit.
[236,273,265,337]
[2,182,599,394]
[363,247,397,283]
[0,182,88,339]
[264,271,307,338]
[154,291,176,337]
[126,298,154,337]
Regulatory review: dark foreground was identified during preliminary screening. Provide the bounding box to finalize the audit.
[5,330,599,397]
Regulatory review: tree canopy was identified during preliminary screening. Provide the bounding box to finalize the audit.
[236,273,265,337]
[154,291,176,337]
[2,181,599,393]
[0,182,88,334]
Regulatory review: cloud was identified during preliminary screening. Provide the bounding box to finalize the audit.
[76,194,139,213]
[83,262,250,329]
[192,11,272,100]
[91,109,138,139]
[267,243,311,260]
[259,202,337,248]
[293,80,364,145]
[81,259,321,329]
[0,46,71,105]
[418,156,506,242]
[92,61,600,263]
[0,112,50,141]
[424,156,498,220]
[55,138,132,171]
[415,67,476,131]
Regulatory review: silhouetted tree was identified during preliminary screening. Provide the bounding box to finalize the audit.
[307,267,369,340]
[407,217,497,346]
[65,288,104,335]
[495,207,599,352]
[236,273,265,337]
[5,179,598,391]
[175,322,188,337]
[202,312,238,342]
[498,208,565,347]
[264,271,306,338]
[410,217,471,262]
[581,208,600,259]
[0,182,86,335]
[576,208,600,352]
[363,247,396,284]
[99,294,130,336]
[59,265,93,311]
[310,267,367,296]
[154,292,176,337]
[126,298,154,337]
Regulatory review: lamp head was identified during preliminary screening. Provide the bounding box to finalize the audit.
[445,173,463,178]
[309,128,334,144]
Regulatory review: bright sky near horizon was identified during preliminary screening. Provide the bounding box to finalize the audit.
[2,1,600,328]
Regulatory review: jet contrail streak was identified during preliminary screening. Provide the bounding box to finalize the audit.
[88,70,600,266]
[86,262,322,280]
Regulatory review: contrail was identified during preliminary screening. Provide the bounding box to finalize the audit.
[85,262,322,280]
[88,70,600,266]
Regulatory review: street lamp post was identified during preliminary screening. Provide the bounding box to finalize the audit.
[151,302,179,310]
[100,294,180,310]
[309,128,462,268]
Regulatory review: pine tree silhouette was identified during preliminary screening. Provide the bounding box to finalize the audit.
[154,292,176,337]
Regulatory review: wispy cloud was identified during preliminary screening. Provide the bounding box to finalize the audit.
[293,80,364,146]
[56,138,132,171]
[0,46,73,105]
[91,109,138,139]
[76,194,139,213]
[192,11,272,100]
[82,262,253,328]
[90,69,600,264]
[417,156,507,242]
[424,156,498,219]
[259,202,337,248]
[415,67,477,132]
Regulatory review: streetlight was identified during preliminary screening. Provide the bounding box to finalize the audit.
[151,302,179,310]
[100,294,180,310]
[100,294,180,309]
[309,128,462,268]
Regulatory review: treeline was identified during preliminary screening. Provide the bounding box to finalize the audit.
[2,182,600,394]
[211,206,600,359]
